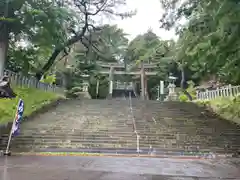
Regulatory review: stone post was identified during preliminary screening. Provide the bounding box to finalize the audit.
[109,66,114,97]
[140,61,145,100]
[96,80,99,98]
[160,80,164,101]
[144,76,148,100]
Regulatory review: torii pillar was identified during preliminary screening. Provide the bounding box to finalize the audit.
[140,61,145,100]
[108,66,114,98]
[144,75,148,100]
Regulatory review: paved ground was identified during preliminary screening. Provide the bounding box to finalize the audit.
[0,155,239,180]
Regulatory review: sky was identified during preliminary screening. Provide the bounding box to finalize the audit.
[106,0,177,41]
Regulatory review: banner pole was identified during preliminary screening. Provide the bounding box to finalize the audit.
[4,121,14,155]
[4,99,21,156]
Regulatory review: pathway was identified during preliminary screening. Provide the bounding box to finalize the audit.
[1,155,240,180]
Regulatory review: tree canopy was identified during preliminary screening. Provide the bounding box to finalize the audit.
[159,0,240,85]
[0,0,135,79]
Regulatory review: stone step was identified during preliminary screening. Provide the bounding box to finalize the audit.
[17,124,240,130]
[21,122,134,126]
[3,130,239,139]
[0,132,188,138]
[2,130,136,135]
[4,140,239,152]
[135,126,239,130]
[7,139,237,149]
[2,137,238,146]
[9,139,137,144]
[140,144,239,151]
[4,135,136,141]
[9,142,137,149]
[136,129,240,134]
[7,142,240,154]
[138,140,240,147]
[2,135,238,146]
[1,134,136,139]
[135,124,240,129]
[133,114,206,117]
[18,127,136,132]
[0,134,178,141]
[133,110,203,113]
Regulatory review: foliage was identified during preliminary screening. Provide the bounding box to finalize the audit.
[125,30,179,98]
[126,30,174,64]
[197,95,240,124]
[88,75,109,99]
[179,93,189,102]
[159,0,240,85]
[1,0,73,73]
[0,86,60,124]
[65,87,82,99]
[40,74,56,85]
[1,0,135,79]
[72,25,129,65]
[178,81,196,102]
[63,24,129,98]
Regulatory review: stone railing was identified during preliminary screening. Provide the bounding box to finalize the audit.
[3,69,64,94]
[196,85,240,101]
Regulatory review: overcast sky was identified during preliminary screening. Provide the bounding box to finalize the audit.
[106,0,177,41]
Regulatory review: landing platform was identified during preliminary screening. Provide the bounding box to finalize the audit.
[0,155,239,180]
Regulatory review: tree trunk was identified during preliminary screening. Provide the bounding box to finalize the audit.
[180,66,185,89]
[180,65,192,101]
[0,26,9,76]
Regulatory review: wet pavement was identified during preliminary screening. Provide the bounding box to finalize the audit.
[0,155,239,180]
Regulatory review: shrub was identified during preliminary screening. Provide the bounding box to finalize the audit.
[65,86,82,99]
[88,75,108,99]
[179,80,196,102]
[179,93,188,102]
[40,74,56,85]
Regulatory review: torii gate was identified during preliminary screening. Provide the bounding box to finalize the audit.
[97,61,159,100]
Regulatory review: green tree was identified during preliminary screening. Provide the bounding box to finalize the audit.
[0,0,72,74]
[159,0,240,85]
[0,0,135,79]
[61,24,129,97]
[73,24,129,64]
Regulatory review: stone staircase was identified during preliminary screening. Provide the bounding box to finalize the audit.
[0,99,137,152]
[0,99,240,155]
[112,89,136,98]
[131,100,240,154]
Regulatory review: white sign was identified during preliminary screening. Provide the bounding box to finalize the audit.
[160,81,164,94]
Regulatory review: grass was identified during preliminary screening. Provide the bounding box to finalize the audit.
[197,95,240,124]
[0,86,62,124]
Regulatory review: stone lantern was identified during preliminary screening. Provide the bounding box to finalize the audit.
[81,74,89,92]
[166,74,178,101]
